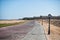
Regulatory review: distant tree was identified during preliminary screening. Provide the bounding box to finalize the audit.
[40,16,42,19]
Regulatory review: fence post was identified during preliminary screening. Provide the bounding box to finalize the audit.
[42,18,43,25]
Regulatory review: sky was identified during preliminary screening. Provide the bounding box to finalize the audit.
[0,0,60,19]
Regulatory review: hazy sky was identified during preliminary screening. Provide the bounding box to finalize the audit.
[0,0,60,19]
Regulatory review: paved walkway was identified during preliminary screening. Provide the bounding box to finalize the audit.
[0,20,35,40]
[21,21,47,40]
[0,20,47,40]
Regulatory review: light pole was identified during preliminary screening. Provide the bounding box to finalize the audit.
[48,17,50,35]
[48,14,52,35]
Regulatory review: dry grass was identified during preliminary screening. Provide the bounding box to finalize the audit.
[0,20,26,24]
[50,19,60,27]
[0,20,28,28]
[38,19,60,40]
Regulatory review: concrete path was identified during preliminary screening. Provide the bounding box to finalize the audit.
[21,21,47,40]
